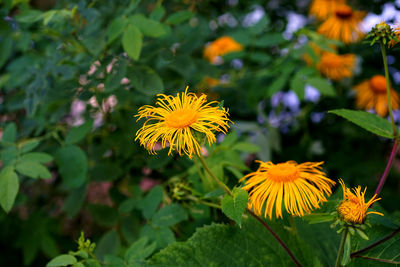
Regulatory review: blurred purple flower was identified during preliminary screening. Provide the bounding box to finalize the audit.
[231,59,243,69]
[282,91,300,112]
[393,71,400,85]
[304,84,321,103]
[218,13,238,27]
[392,110,400,124]
[310,112,325,123]
[283,12,307,40]
[271,91,284,108]
[242,5,265,27]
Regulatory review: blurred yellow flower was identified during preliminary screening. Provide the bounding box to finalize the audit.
[240,161,335,219]
[203,36,243,64]
[135,88,230,158]
[354,75,400,117]
[309,0,346,20]
[337,179,383,224]
[318,4,366,43]
[389,25,400,47]
[317,52,355,80]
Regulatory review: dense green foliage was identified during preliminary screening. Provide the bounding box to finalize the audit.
[1,0,400,266]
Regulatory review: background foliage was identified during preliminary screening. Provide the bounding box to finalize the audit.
[1,0,400,266]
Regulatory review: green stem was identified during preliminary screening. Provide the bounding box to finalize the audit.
[380,42,398,137]
[335,227,349,267]
[197,154,233,196]
[186,195,221,209]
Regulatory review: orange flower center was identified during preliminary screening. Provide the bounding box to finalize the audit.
[335,5,353,19]
[369,75,388,93]
[337,200,365,224]
[165,109,198,128]
[268,163,299,182]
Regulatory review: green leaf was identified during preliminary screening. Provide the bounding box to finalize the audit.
[104,59,127,92]
[140,225,175,249]
[329,109,394,139]
[125,237,157,263]
[165,11,193,25]
[131,66,164,95]
[342,232,351,266]
[20,152,53,163]
[46,255,77,267]
[253,33,285,47]
[307,77,336,97]
[63,184,86,218]
[148,217,317,266]
[15,9,43,23]
[55,146,88,189]
[107,17,127,44]
[122,24,142,61]
[103,255,125,267]
[88,204,119,227]
[65,120,93,145]
[232,142,260,153]
[2,122,17,143]
[19,139,40,153]
[137,185,163,219]
[221,188,248,227]
[0,37,12,68]
[129,14,166,38]
[95,230,120,260]
[15,160,51,179]
[0,166,19,213]
[152,204,188,227]
[150,5,166,21]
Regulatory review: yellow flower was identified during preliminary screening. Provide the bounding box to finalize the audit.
[389,25,400,47]
[240,161,335,219]
[317,52,355,80]
[135,88,231,158]
[337,179,383,224]
[204,77,220,88]
[203,36,243,64]
[353,75,400,117]
[317,4,366,44]
[309,0,346,21]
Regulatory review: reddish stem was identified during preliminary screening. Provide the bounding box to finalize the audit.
[247,209,303,267]
[374,139,399,198]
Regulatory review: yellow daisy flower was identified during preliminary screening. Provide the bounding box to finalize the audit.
[317,4,366,44]
[353,75,400,117]
[135,88,231,158]
[203,36,243,64]
[240,161,335,219]
[309,0,346,21]
[317,52,355,80]
[337,179,383,224]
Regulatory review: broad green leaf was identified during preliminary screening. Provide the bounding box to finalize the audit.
[103,255,125,266]
[253,33,285,47]
[137,185,163,219]
[20,152,53,163]
[107,17,127,44]
[46,255,77,267]
[232,142,260,153]
[55,146,88,188]
[150,5,165,21]
[15,9,43,23]
[19,139,40,153]
[65,120,93,145]
[342,232,351,266]
[125,237,157,263]
[131,67,164,95]
[1,146,18,165]
[129,14,166,38]
[15,160,51,179]
[307,77,336,97]
[95,230,120,260]
[0,37,12,68]
[329,109,394,139]
[2,122,17,143]
[221,188,248,227]
[0,166,19,213]
[63,184,86,218]
[148,217,318,266]
[165,11,193,25]
[122,25,142,61]
[140,225,175,249]
[152,204,188,227]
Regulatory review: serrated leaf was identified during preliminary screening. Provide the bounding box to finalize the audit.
[152,204,188,227]
[15,160,51,179]
[125,237,157,263]
[122,24,142,61]
[65,120,93,145]
[46,255,77,267]
[221,188,248,227]
[0,166,19,213]
[329,109,394,139]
